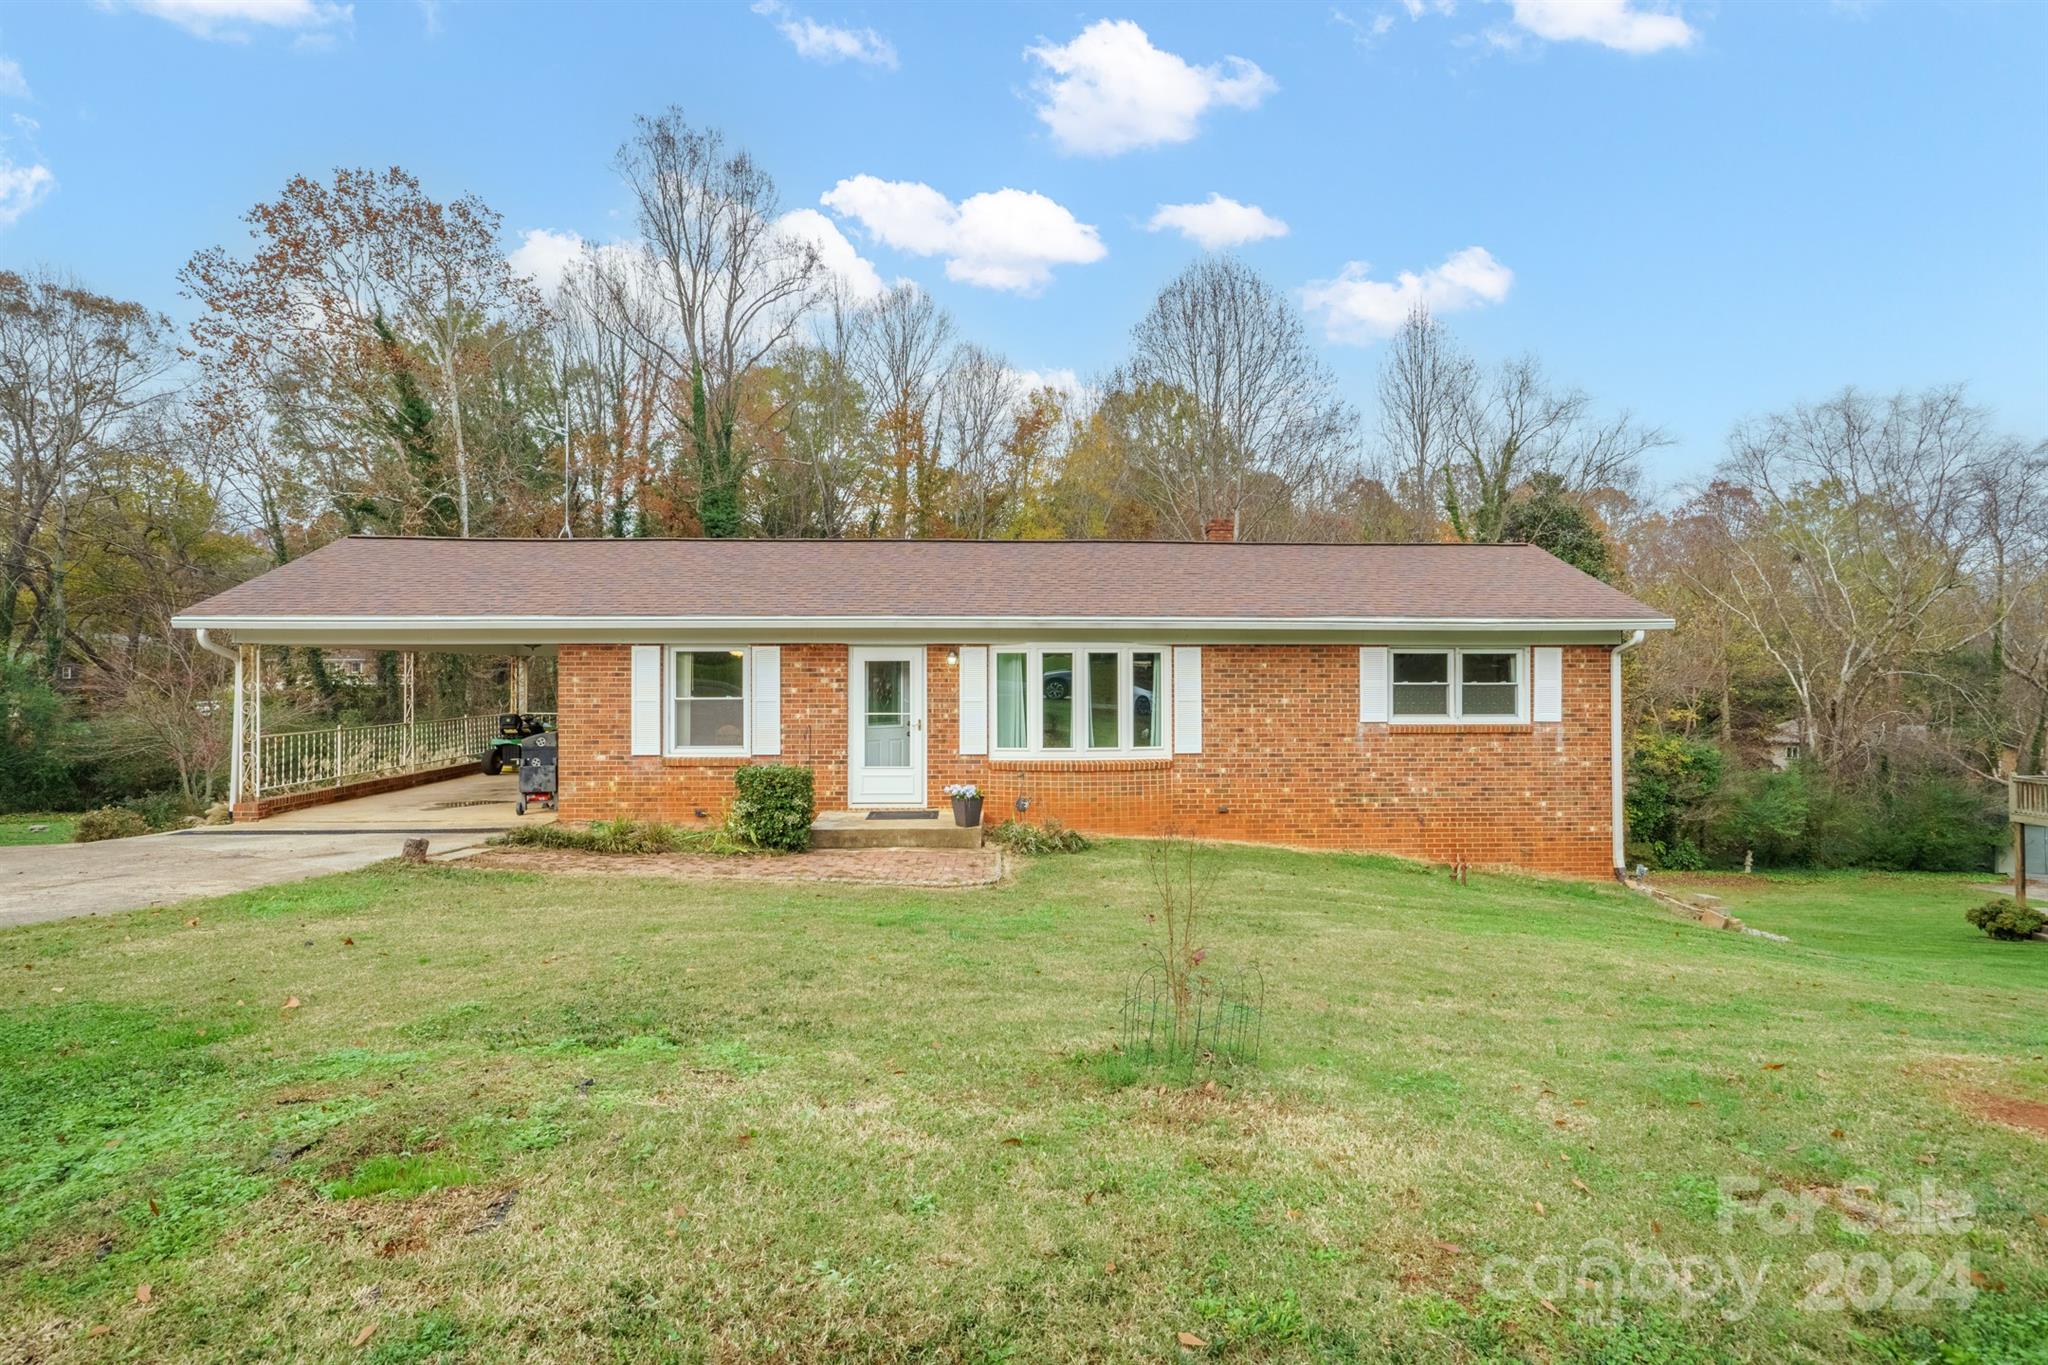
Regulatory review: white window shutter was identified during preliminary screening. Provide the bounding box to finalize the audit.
[1358,646,1389,723]
[629,645,662,756]
[751,646,781,755]
[1533,646,1563,723]
[1172,646,1202,754]
[957,646,988,755]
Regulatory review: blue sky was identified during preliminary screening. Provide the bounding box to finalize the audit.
[2,0,2042,487]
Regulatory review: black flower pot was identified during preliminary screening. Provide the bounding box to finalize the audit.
[951,795,984,828]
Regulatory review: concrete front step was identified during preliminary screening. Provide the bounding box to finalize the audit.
[811,809,983,850]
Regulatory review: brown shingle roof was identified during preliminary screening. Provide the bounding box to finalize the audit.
[177,536,1669,626]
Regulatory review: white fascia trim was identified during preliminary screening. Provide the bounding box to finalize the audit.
[174,613,1676,637]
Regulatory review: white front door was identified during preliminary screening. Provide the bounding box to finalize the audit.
[849,647,926,807]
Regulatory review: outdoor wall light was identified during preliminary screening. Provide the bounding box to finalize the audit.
[945,650,958,666]
[1015,795,1031,813]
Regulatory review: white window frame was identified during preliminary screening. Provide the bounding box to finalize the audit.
[988,644,1171,759]
[1385,646,1529,725]
[665,645,751,756]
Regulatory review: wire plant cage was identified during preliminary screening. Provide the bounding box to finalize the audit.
[1119,962,1265,1067]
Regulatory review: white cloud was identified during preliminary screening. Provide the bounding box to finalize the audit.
[0,155,55,227]
[508,228,588,298]
[1025,19,1274,157]
[0,56,29,100]
[1146,194,1289,250]
[751,0,896,69]
[1013,367,1082,399]
[113,0,353,41]
[774,208,885,301]
[1504,0,1695,54]
[1300,247,1514,344]
[821,175,1105,294]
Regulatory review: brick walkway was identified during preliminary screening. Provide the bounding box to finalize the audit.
[458,845,1005,888]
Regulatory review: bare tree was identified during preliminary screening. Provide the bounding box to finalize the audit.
[615,109,823,536]
[854,284,954,537]
[1443,355,1662,544]
[0,270,176,660]
[943,343,1019,538]
[183,168,540,539]
[1693,386,2008,773]
[1117,257,1357,541]
[1375,303,1473,538]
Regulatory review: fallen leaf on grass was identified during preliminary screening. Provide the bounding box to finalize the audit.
[1571,1178,1590,1195]
[184,918,199,928]
[1104,1260,1117,1275]
[1762,1063,1786,1071]
[1433,1240,1464,1254]
[1285,1208,1302,1220]
[353,1322,378,1347]
[282,996,300,1012]
[1538,1298,1560,1316]
[1533,1201,1546,1216]
[341,937,354,946]
[87,1325,109,1338]
[1177,1331,1209,1348]
[999,1137,1023,1147]
[134,1284,151,1304]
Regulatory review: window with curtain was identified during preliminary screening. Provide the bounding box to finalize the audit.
[670,649,747,752]
[987,645,1168,758]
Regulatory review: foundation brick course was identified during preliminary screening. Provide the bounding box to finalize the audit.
[557,641,1617,878]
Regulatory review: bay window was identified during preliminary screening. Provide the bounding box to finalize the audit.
[1388,648,1525,723]
[992,645,1167,757]
[669,647,748,753]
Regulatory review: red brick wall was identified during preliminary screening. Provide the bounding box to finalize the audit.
[558,641,1616,878]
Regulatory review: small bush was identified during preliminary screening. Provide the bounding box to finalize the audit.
[1966,898,2045,942]
[73,807,150,842]
[118,790,203,832]
[729,764,814,852]
[987,817,1091,854]
[495,820,739,856]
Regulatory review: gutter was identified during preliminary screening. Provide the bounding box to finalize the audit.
[1611,629,1647,879]
[193,627,238,664]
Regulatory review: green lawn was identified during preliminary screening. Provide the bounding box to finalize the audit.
[3,848,2045,1362]
[0,812,75,845]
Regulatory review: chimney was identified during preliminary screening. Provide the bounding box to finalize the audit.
[1203,516,1236,543]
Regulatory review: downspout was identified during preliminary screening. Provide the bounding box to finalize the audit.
[195,629,242,807]
[1611,630,1646,879]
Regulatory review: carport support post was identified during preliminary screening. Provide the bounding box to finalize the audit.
[400,651,417,768]
[236,643,262,807]
[510,656,529,713]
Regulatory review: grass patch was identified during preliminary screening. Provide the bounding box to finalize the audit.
[0,812,75,845]
[0,847,2042,1359]
[324,1153,480,1201]
[494,817,744,856]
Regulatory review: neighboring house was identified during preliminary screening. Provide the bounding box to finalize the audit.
[1767,719,1805,770]
[173,529,1673,878]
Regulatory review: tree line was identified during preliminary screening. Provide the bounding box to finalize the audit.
[2,108,2043,867]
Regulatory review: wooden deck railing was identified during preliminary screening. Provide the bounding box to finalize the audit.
[2014,774,2048,827]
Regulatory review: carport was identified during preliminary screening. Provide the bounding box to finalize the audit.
[184,631,554,822]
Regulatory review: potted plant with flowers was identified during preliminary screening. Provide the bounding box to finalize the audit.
[944,782,984,828]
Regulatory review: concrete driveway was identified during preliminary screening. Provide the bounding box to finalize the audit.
[0,773,553,929]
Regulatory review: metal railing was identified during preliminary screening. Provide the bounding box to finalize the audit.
[254,712,554,798]
[2014,774,2048,826]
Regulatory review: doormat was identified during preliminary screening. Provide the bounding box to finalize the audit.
[866,810,939,820]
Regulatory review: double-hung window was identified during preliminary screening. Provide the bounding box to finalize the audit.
[990,645,1167,757]
[1388,648,1525,723]
[669,647,748,754]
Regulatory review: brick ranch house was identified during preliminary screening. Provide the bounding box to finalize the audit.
[174,531,1672,878]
